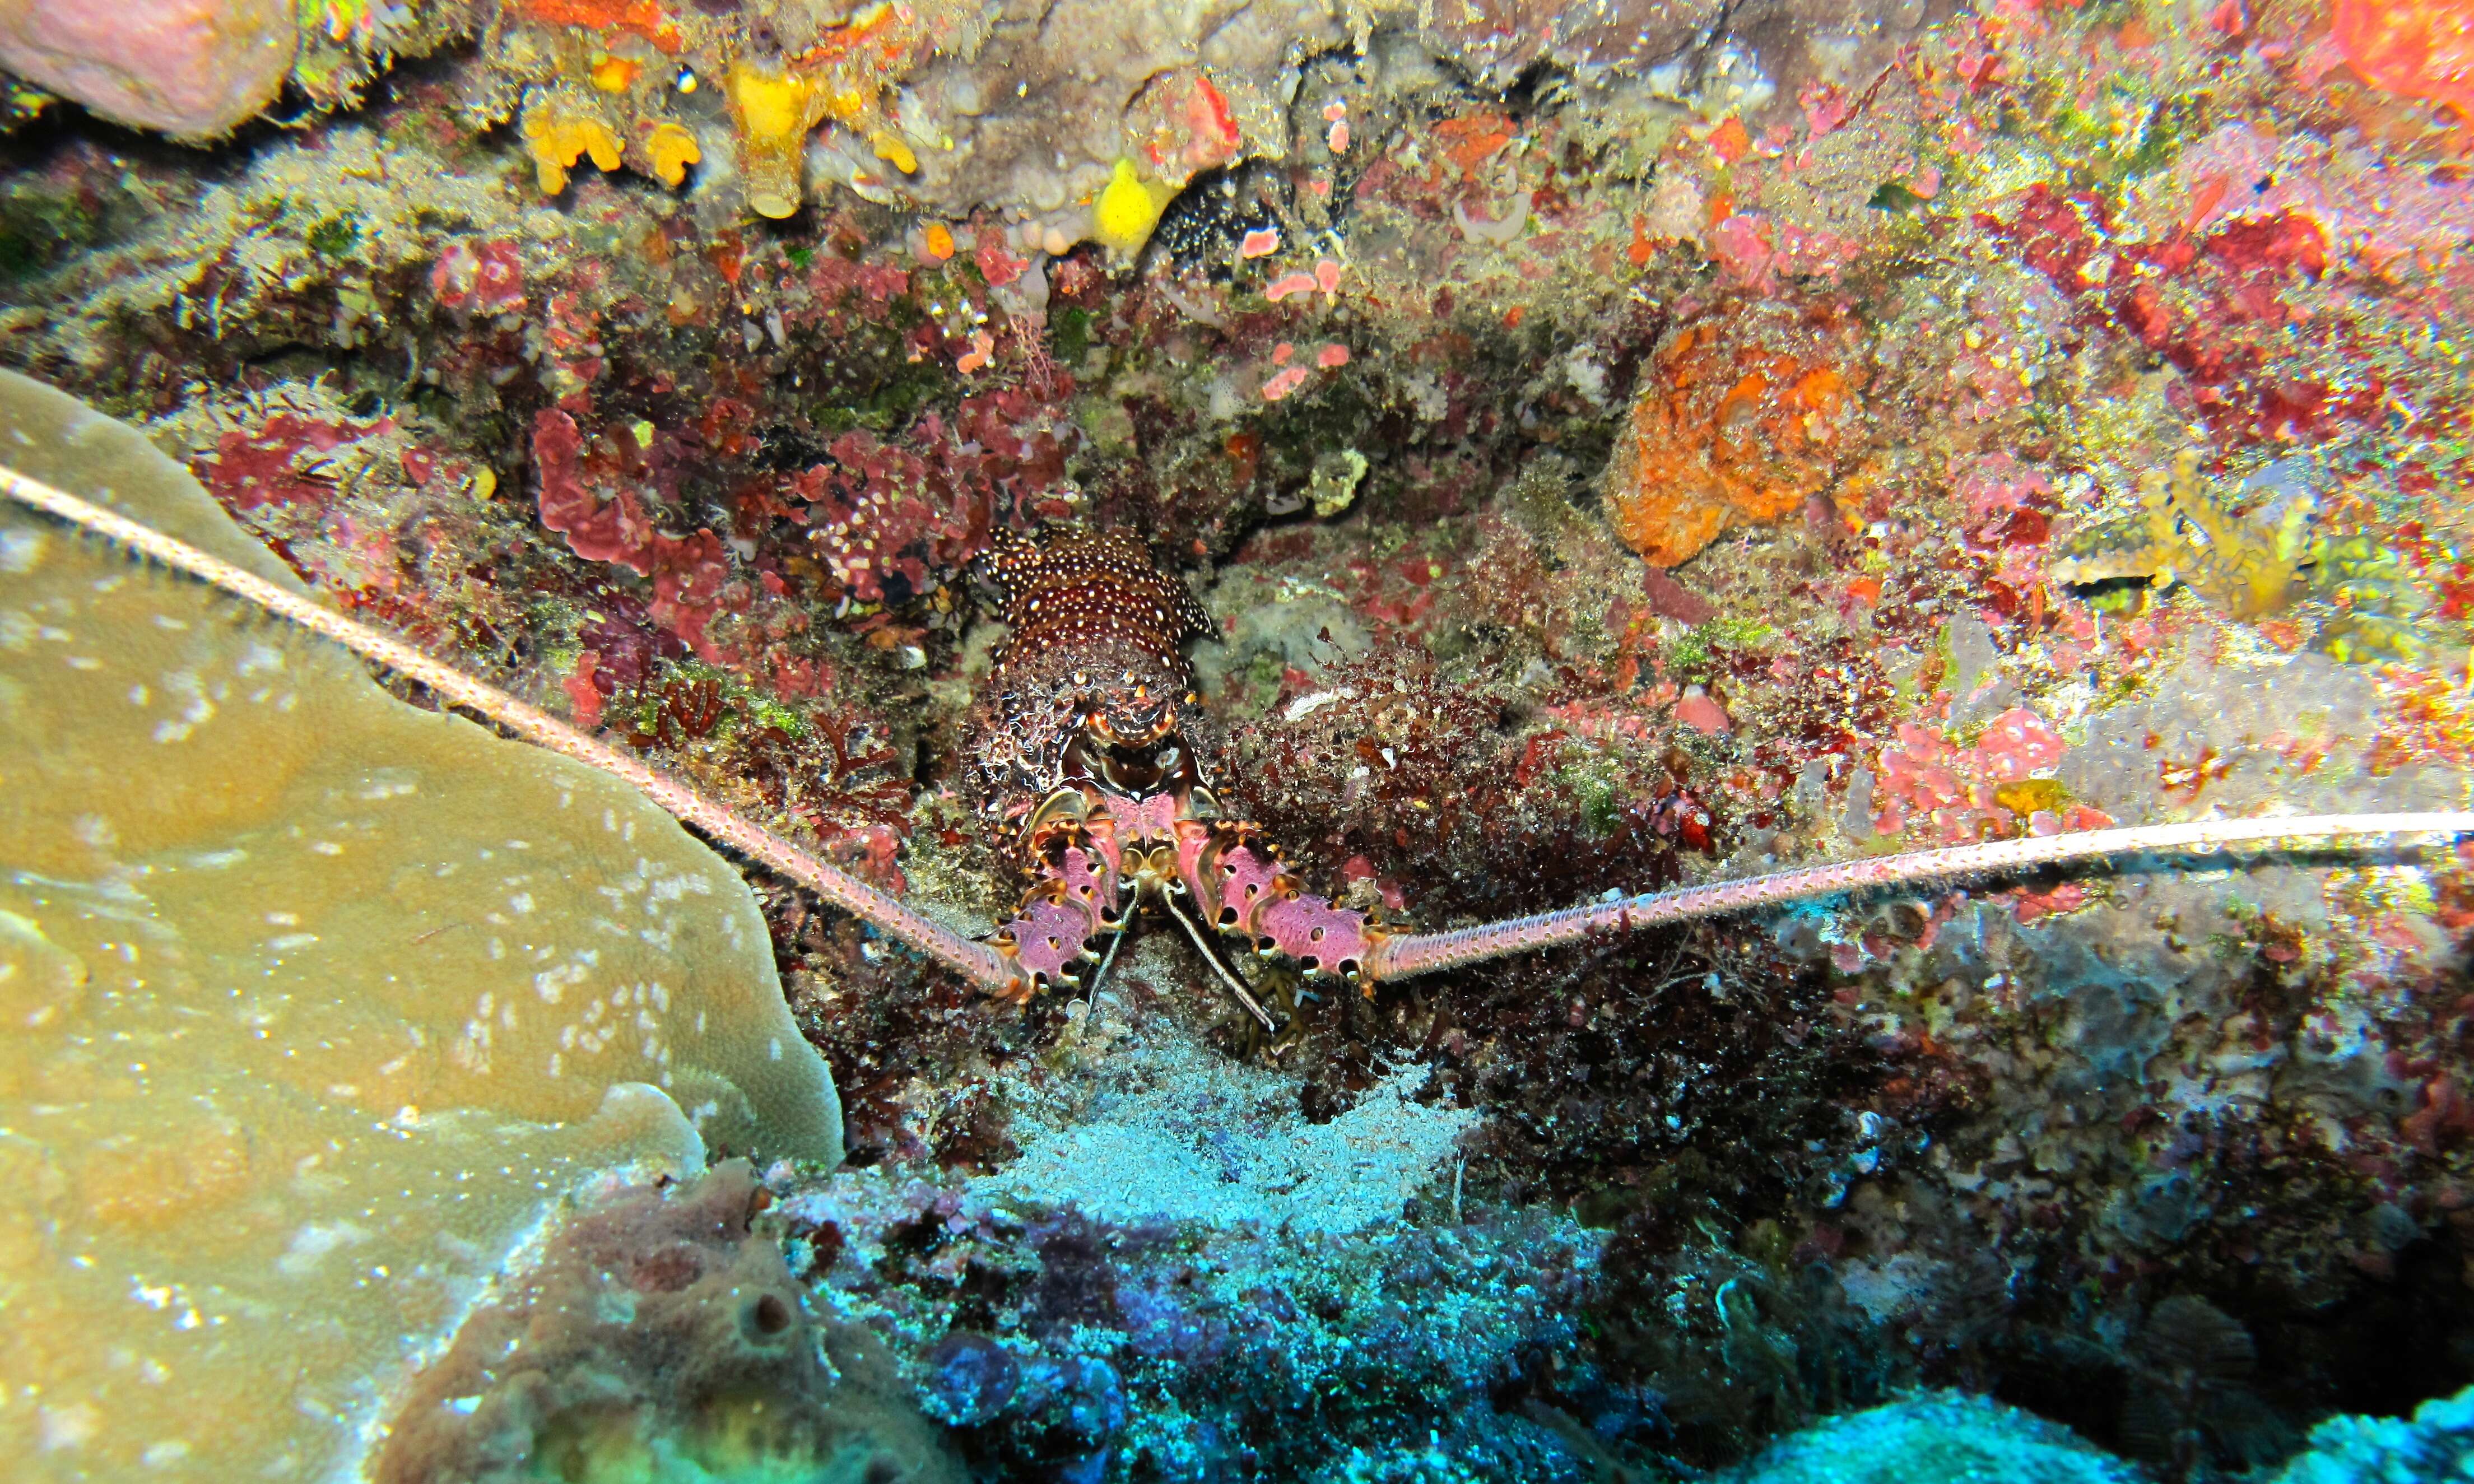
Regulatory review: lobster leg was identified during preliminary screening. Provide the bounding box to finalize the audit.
[1182,822,1388,988]
[1082,916,1129,998]
[1161,892,1278,1031]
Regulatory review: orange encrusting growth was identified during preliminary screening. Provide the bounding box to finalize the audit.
[1604,304,1866,567]
[2335,0,2474,117]
[519,0,685,53]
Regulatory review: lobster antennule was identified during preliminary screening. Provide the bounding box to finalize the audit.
[0,459,1036,1000]
[1362,813,2474,983]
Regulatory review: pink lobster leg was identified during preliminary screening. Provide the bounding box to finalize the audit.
[1184,825,1386,985]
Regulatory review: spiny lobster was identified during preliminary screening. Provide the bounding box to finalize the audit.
[9,460,2473,1027]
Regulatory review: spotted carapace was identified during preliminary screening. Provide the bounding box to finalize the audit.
[968,528,1380,1026]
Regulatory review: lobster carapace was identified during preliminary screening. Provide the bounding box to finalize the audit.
[967,529,1383,1020]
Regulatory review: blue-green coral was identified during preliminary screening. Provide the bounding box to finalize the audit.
[1724,1392,2140,1484]
[2269,1384,2474,1484]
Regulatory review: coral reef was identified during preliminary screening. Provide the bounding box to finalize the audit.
[2271,1381,2474,1483]
[779,945,1628,1482]
[4,0,2474,1473]
[1723,1391,2139,1484]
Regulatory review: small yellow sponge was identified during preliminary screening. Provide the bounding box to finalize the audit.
[524,108,624,196]
[1093,157,1165,258]
[644,120,701,188]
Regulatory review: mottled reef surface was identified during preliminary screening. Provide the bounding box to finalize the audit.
[8,0,2474,1478]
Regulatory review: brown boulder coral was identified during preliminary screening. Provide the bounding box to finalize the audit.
[0,0,295,137]
[374,1162,959,1483]
[1605,300,1871,568]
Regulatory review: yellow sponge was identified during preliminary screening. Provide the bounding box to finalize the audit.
[523,105,624,195]
[644,119,701,188]
[729,63,828,217]
[1093,156,1166,258]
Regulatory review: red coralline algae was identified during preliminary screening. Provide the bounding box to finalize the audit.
[2174,122,2474,268]
[648,528,730,662]
[1134,69,1243,174]
[796,435,959,604]
[563,652,604,729]
[541,288,608,389]
[1978,706,2067,777]
[1979,185,2375,444]
[200,411,394,511]
[790,390,1067,605]
[1710,213,1777,290]
[1262,366,1312,401]
[429,239,525,317]
[1676,689,1732,735]
[1871,708,2070,842]
[973,229,1026,289]
[807,252,911,308]
[533,409,655,573]
[532,411,733,661]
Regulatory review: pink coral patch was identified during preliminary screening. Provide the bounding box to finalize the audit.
[1978,706,2067,779]
[1675,690,1732,735]
[532,410,654,574]
[1262,366,1312,401]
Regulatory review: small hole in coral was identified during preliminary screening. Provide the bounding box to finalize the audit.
[747,1292,794,1338]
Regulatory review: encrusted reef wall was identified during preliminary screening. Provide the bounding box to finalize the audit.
[6,0,2474,1476]
[375,1160,961,1483]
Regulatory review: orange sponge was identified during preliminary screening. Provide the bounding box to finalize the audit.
[1605,303,1867,567]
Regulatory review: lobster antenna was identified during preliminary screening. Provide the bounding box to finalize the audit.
[0,460,1029,997]
[13,458,2470,998]
[1365,813,2474,981]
